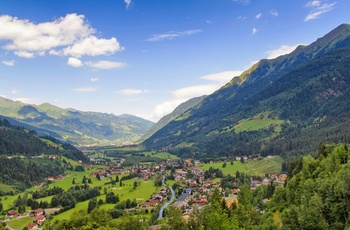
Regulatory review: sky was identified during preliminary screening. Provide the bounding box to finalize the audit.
[0,0,349,122]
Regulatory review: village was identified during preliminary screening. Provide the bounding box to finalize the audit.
[2,154,287,229]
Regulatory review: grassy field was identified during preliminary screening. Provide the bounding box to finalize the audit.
[53,178,160,221]
[0,183,14,193]
[7,216,35,230]
[234,112,284,133]
[142,151,178,159]
[200,156,282,176]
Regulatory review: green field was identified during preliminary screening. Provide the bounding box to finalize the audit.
[53,178,160,221]
[142,151,178,159]
[234,112,284,133]
[200,156,282,176]
[7,216,35,230]
[0,183,14,193]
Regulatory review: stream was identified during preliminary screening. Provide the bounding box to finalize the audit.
[157,176,175,220]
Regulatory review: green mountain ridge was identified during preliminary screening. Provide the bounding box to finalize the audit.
[0,98,154,146]
[143,23,350,159]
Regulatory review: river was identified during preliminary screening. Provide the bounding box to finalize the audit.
[157,176,175,220]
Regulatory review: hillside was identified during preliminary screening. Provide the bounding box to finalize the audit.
[140,95,206,141]
[0,98,154,146]
[143,24,350,159]
[0,119,88,190]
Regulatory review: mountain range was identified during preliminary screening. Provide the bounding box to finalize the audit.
[0,97,154,146]
[143,23,350,160]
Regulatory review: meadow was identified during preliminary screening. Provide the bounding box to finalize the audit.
[200,156,283,176]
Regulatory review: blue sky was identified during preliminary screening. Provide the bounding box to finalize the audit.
[0,0,349,122]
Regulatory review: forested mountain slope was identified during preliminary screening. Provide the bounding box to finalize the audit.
[143,24,350,159]
[0,98,154,146]
[0,119,88,190]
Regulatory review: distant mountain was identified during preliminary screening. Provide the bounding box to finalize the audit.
[143,24,350,159]
[0,97,154,146]
[140,95,206,141]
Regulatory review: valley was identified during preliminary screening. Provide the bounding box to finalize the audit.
[0,13,350,229]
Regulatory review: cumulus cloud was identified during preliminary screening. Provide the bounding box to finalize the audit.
[67,57,83,67]
[115,89,149,95]
[255,13,262,19]
[14,51,35,58]
[63,36,123,58]
[86,60,126,69]
[266,45,299,59]
[304,1,336,21]
[2,60,15,66]
[72,87,97,92]
[145,30,201,42]
[252,28,257,35]
[0,13,123,58]
[270,9,279,16]
[90,77,99,82]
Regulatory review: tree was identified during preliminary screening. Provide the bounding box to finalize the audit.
[120,179,123,187]
[222,162,227,168]
[106,192,119,204]
[96,174,101,180]
[82,175,87,184]
[0,202,3,212]
[72,178,75,184]
[87,198,98,213]
[116,175,119,182]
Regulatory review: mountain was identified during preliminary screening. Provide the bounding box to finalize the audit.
[143,24,350,159]
[0,97,154,146]
[140,95,206,141]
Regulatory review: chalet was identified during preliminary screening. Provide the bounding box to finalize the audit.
[147,199,158,207]
[47,176,54,181]
[32,208,43,216]
[7,210,20,218]
[27,223,38,230]
[192,196,207,205]
[191,168,205,177]
[36,215,46,225]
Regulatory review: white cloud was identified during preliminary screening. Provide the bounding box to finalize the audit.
[2,60,15,66]
[67,57,83,67]
[14,51,35,58]
[11,89,20,95]
[206,20,213,24]
[200,71,243,84]
[304,1,336,21]
[14,97,39,104]
[86,60,126,69]
[63,36,123,58]
[172,84,219,99]
[266,45,299,59]
[255,13,262,19]
[72,87,97,92]
[124,0,132,9]
[90,77,99,82]
[115,89,149,95]
[270,9,279,16]
[252,28,257,35]
[237,16,247,21]
[306,0,321,7]
[145,30,201,42]
[0,13,123,58]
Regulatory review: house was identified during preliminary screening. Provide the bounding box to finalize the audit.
[47,176,54,181]
[32,208,43,216]
[7,210,20,218]
[36,215,46,225]
[147,199,158,206]
[27,223,38,230]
